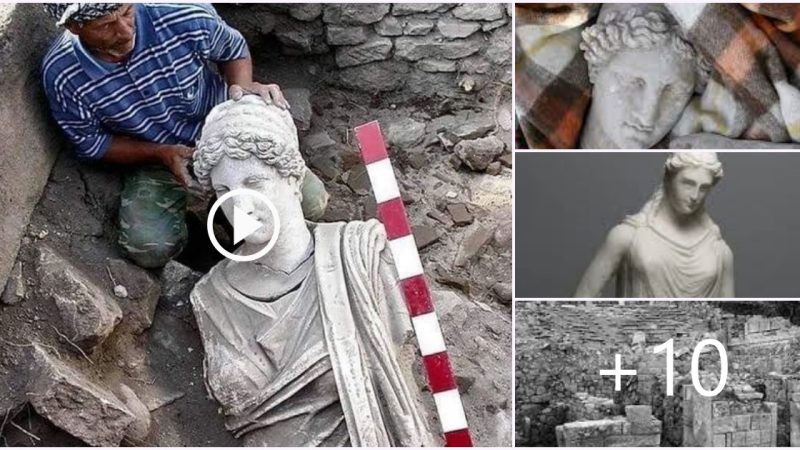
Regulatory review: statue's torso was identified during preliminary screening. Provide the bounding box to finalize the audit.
[192,255,349,446]
[620,222,726,298]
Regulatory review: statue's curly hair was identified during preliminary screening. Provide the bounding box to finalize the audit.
[193,97,305,187]
[580,7,711,90]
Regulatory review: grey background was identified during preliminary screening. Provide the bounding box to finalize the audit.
[515,152,800,298]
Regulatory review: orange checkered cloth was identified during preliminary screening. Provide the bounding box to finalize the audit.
[515,3,800,149]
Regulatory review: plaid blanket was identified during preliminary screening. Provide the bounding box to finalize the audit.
[515,3,800,148]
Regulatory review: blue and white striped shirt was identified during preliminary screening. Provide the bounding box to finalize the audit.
[42,3,249,160]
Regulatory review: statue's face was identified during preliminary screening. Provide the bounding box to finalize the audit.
[665,166,715,216]
[593,45,695,148]
[210,155,301,245]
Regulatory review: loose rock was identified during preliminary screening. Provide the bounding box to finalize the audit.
[386,117,426,148]
[447,203,474,226]
[37,246,122,351]
[413,225,440,250]
[30,345,135,446]
[284,88,313,131]
[455,136,505,171]
[107,258,160,333]
[1,260,25,305]
[455,222,494,267]
[492,282,512,305]
[160,261,203,309]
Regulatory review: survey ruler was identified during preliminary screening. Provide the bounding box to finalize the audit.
[354,121,472,447]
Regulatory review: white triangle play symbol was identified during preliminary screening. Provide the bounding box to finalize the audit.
[233,206,263,245]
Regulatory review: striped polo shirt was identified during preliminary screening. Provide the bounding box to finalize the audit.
[42,3,249,160]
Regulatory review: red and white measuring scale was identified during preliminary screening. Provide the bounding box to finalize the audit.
[354,121,473,447]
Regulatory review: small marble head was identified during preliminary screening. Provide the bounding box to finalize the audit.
[580,4,710,148]
[194,96,306,245]
[662,152,723,216]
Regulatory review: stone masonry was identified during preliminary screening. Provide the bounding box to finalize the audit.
[555,405,661,447]
[217,3,511,98]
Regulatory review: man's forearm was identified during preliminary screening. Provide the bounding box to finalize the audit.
[220,57,253,88]
[101,135,171,166]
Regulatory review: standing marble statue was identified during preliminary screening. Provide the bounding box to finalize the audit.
[575,152,734,298]
[189,96,435,446]
[579,3,710,149]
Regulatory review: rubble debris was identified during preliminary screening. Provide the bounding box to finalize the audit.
[30,345,137,446]
[160,261,203,309]
[36,246,122,351]
[106,258,160,333]
[412,225,440,250]
[454,136,505,171]
[386,117,426,148]
[446,203,473,226]
[1,261,25,305]
[454,222,494,267]
[284,88,313,131]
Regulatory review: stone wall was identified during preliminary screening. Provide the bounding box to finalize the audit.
[516,302,800,446]
[0,5,60,295]
[216,3,511,99]
[554,405,661,447]
[682,383,777,447]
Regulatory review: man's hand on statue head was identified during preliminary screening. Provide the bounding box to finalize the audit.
[160,144,195,188]
[229,82,289,109]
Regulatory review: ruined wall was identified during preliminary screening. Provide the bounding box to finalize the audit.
[217,3,511,99]
[516,302,800,446]
[682,384,777,447]
[0,5,60,295]
[555,405,661,447]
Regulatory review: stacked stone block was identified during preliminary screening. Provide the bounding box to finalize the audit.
[683,385,777,447]
[218,3,511,97]
[555,405,661,447]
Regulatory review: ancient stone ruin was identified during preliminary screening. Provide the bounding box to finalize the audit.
[555,405,661,447]
[516,302,800,447]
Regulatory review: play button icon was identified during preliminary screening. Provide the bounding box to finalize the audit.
[232,205,263,245]
[207,189,281,262]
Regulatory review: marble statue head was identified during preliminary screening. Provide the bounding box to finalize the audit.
[580,4,710,148]
[194,96,306,245]
[636,152,723,220]
[662,151,723,216]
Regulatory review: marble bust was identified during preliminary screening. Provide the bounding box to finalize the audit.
[579,3,710,149]
[189,96,435,446]
[575,152,734,298]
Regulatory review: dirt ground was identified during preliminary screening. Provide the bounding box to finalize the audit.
[0,24,511,448]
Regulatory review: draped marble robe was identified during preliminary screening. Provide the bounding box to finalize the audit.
[615,214,732,298]
[189,220,436,446]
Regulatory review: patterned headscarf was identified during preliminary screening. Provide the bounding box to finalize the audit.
[43,4,122,27]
